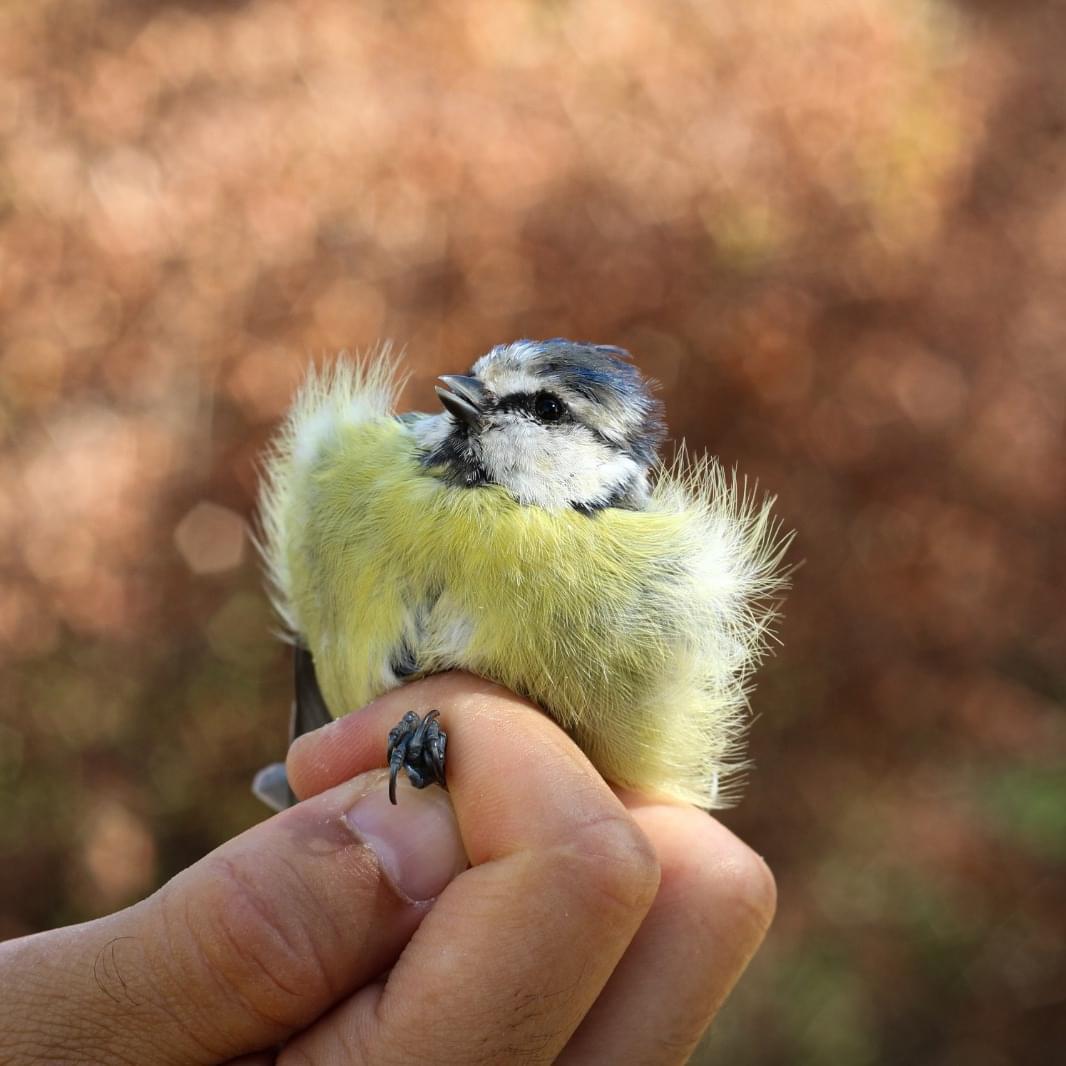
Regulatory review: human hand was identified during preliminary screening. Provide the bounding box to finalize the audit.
[0,673,775,1065]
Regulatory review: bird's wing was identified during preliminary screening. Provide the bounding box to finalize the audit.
[251,647,331,813]
[291,644,334,742]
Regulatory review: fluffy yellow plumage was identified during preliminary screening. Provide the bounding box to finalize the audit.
[260,349,789,809]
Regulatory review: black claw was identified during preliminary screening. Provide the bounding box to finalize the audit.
[386,709,448,805]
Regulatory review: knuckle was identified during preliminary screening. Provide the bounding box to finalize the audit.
[172,856,335,1028]
[566,812,661,917]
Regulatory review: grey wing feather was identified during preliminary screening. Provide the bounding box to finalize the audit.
[292,645,333,741]
[252,647,332,813]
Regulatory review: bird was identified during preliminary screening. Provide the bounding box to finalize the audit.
[252,338,789,812]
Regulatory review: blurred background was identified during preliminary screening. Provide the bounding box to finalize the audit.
[1,0,1063,1062]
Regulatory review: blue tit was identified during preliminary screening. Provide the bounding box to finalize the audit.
[252,339,789,812]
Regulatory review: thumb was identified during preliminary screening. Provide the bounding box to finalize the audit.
[0,770,467,1065]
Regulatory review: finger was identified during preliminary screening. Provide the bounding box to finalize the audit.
[286,683,412,799]
[557,799,777,1065]
[0,771,466,1066]
[281,673,662,1066]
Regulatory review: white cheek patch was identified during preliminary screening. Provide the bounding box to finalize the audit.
[547,439,640,507]
[480,422,640,509]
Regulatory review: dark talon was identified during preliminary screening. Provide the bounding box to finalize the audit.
[387,709,447,804]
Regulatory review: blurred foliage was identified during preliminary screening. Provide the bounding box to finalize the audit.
[0,0,1063,1063]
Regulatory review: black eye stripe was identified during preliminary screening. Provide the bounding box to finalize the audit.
[494,391,569,422]
[495,392,541,414]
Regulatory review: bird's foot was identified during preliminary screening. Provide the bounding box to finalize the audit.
[387,710,447,804]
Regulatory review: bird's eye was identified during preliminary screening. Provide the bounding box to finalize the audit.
[533,392,565,423]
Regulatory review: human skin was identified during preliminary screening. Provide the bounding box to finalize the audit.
[0,673,776,1065]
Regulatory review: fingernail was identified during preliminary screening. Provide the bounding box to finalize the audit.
[345,778,468,902]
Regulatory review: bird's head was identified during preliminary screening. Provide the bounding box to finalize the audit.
[416,339,665,512]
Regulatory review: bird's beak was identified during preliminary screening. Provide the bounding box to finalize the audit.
[435,375,487,426]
